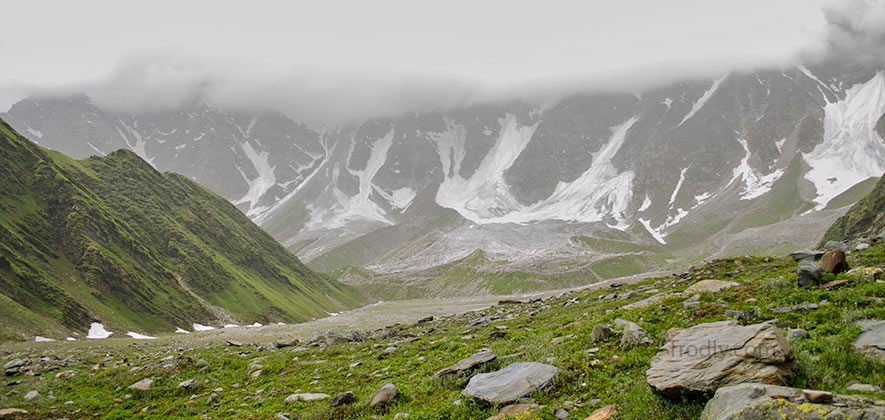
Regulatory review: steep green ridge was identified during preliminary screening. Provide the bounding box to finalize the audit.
[820,172,885,245]
[0,119,364,341]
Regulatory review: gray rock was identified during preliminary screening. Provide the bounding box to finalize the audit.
[555,408,570,419]
[856,242,871,251]
[178,379,200,390]
[847,383,882,393]
[700,383,885,420]
[854,320,885,364]
[623,293,669,309]
[2,359,24,376]
[647,321,795,397]
[330,391,356,407]
[684,280,738,294]
[370,382,397,407]
[127,378,154,391]
[614,319,652,347]
[797,260,821,287]
[434,348,496,377]
[285,393,330,402]
[462,362,557,403]
[0,408,28,416]
[23,390,39,401]
[789,250,825,262]
[786,328,808,341]
[590,324,614,342]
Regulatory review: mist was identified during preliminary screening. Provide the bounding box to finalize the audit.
[5,0,878,125]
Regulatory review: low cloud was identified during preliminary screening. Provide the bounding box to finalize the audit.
[805,0,885,68]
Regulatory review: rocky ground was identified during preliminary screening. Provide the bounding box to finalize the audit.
[1,240,884,419]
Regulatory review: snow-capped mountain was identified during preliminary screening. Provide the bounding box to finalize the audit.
[4,64,885,273]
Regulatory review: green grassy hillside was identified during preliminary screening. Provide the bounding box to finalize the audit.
[820,172,885,245]
[0,119,364,341]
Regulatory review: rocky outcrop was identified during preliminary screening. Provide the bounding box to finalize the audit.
[462,362,557,403]
[647,321,795,397]
[854,319,885,364]
[700,383,885,420]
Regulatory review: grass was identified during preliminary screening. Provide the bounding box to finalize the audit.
[3,240,883,419]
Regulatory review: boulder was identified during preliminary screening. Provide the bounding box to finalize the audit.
[590,324,614,342]
[487,403,538,420]
[584,405,617,420]
[434,348,496,377]
[127,378,154,392]
[462,362,557,403]
[684,280,738,295]
[847,266,884,280]
[646,321,795,397]
[325,334,351,346]
[623,293,669,309]
[823,241,851,252]
[0,408,28,416]
[330,391,356,407]
[275,339,299,348]
[23,390,39,401]
[854,320,885,364]
[847,383,882,393]
[819,250,848,274]
[699,383,885,420]
[789,250,824,262]
[285,393,330,402]
[2,359,24,376]
[785,328,808,341]
[178,379,200,390]
[614,319,653,347]
[370,382,397,408]
[797,260,821,287]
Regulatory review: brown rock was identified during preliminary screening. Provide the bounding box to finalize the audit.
[487,403,538,420]
[585,405,617,420]
[369,382,397,408]
[819,250,848,274]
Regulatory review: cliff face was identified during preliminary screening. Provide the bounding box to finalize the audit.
[820,172,885,245]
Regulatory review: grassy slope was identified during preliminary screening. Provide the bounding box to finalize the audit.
[2,241,882,419]
[0,119,364,340]
[820,172,885,245]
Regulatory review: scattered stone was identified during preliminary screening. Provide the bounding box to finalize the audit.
[487,403,538,420]
[462,362,557,403]
[226,340,243,347]
[127,378,153,392]
[274,413,290,420]
[724,309,756,323]
[285,393,330,402]
[647,321,795,397]
[178,379,199,390]
[414,316,435,325]
[854,320,885,363]
[789,250,825,262]
[276,339,298,348]
[821,279,850,289]
[2,359,24,376]
[847,383,882,393]
[823,241,851,252]
[555,408,570,419]
[624,293,669,309]
[819,250,848,274]
[370,382,397,408]
[590,324,614,342]
[434,348,496,378]
[0,408,28,416]
[803,390,833,403]
[856,242,871,250]
[786,328,808,341]
[324,334,351,346]
[700,383,885,420]
[684,280,738,294]
[847,266,884,280]
[797,260,822,287]
[584,405,617,420]
[614,319,653,347]
[551,335,576,345]
[23,390,39,401]
[196,359,209,367]
[330,391,356,407]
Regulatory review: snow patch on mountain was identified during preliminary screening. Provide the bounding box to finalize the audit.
[669,167,689,206]
[86,322,112,339]
[805,72,885,210]
[235,141,277,216]
[436,115,639,229]
[639,218,666,244]
[729,138,784,200]
[305,129,396,230]
[638,195,652,212]
[116,121,155,166]
[377,187,417,211]
[679,76,726,126]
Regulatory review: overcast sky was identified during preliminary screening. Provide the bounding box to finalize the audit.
[0,0,861,122]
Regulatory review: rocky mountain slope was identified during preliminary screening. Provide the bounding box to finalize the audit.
[0,118,364,342]
[820,171,885,245]
[4,63,885,278]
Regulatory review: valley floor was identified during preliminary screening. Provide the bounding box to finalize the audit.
[1,245,883,419]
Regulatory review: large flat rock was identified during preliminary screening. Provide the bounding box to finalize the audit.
[700,383,885,420]
[462,362,557,403]
[647,321,795,397]
[434,348,496,377]
[855,319,885,364]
